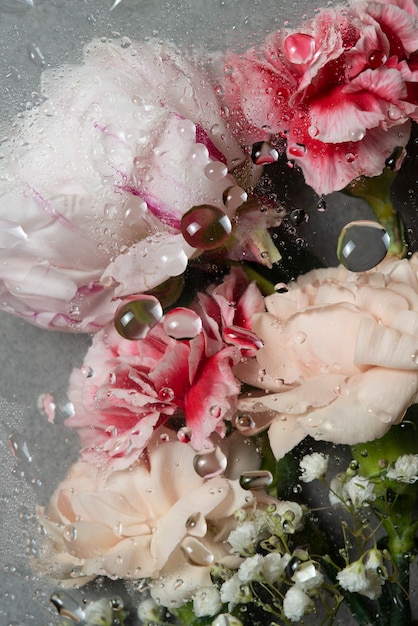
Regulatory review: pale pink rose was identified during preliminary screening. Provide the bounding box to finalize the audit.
[237,254,418,459]
[222,0,418,195]
[37,432,255,608]
[65,268,264,469]
[0,37,248,332]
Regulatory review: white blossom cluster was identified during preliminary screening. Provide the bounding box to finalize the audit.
[337,549,388,600]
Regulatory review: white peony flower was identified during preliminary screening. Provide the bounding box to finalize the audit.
[299,452,329,482]
[386,454,418,483]
[282,585,314,622]
[0,37,249,332]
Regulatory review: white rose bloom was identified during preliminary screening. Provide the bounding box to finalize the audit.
[237,554,264,583]
[299,452,329,482]
[386,454,418,483]
[193,586,223,618]
[282,585,314,622]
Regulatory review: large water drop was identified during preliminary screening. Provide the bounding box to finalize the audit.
[114,295,163,340]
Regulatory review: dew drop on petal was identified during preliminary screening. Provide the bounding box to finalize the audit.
[289,208,308,225]
[181,205,232,250]
[337,220,390,271]
[158,387,175,402]
[250,141,279,165]
[163,307,202,339]
[185,512,207,537]
[275,282,289,293]
[223,325,263,355]
[80,365,94,378]
[385,146,406,171]
[239,470,273,490]
[177,426,192,443]
[204,160,228,181]
[177,119,196,141]
[367,49,386,69]
[50,591,85,621]
[193,447,227,478]
[222,185,248,211]
[348,128,365,142]
[180,536,214,566]
[284,33,316,64]
[233,412,274,435]
[159,242,189,276]
[114,295,163,340]
[288,143,307,158]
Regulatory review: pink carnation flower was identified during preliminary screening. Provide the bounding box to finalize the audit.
[222,0,418,195]
[65,268,264,470]
[0,37,249,332]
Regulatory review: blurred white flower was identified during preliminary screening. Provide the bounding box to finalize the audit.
[337,559,369,593]
[237,554,264,583]
[193,586,222,618]
[262,552,291,585]
[227,520,261,556]
[299,452,329,482]
[282,585,314,622]
[344,475,376,508]
[220,574,252,610]
[386,454,418,484]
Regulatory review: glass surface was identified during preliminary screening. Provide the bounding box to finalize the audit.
[0,1,418,625]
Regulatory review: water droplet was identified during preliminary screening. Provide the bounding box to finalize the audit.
[294,331,307,344]
[250,141,279,165]
[114,295,163,340]
[193,447,227,478]
[204,161,228,181]
[239,470,273,490]
[284,33,316,64]
[181,205,231,250]
[8,433,32,463]
[26,42,45,66]
[159,242,189,276]
[233,412,274,435]
[349,128,365,142]
[289,208,308,226]
[288,143,307,158]
[337,220,390,271]
[40,100,56,117]
[223,325,263,355]
[345,152,356,163]
[50,591,85,621]
[185,512,207,537]
[109,437,132,457]
[274,282,289,293]
[158,387,175,402]
[385,146,406,171]
[0,0,33,13]
[177,426,192,443]
[308,125,319,138]
[163,307,202,340]
[367,49,386,69]
[63,525,77,543]
[209,405,222,418]
[180,536,214,566]
[316,198,327,212]
[177,119,196,141]
[81,365,94,378]
[387,106,403,121]
[222,185,248,211]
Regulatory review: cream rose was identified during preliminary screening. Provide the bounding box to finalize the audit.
[38,431,256,608]
[237,254,418,459]
[0,37,247,331]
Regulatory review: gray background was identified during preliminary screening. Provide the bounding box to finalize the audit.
[0,0,417,624]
